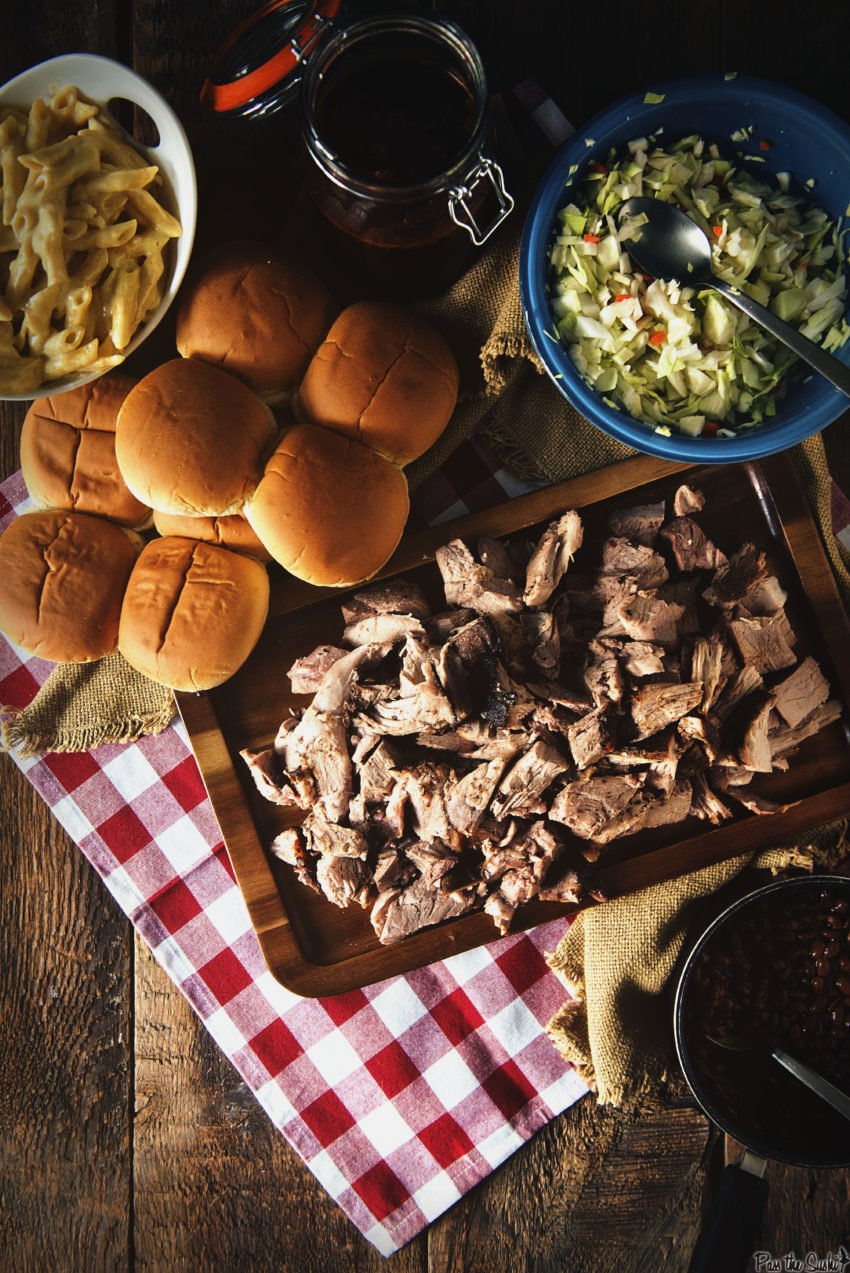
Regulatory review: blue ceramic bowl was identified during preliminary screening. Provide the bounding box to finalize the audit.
[520,74,850,462]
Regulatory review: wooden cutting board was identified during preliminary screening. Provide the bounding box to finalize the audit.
[176,451,850,995]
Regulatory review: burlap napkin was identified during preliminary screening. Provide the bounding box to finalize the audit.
[0,651,174,756]
[546,826,848,1108]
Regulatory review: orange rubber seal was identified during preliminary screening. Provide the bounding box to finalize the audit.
[201,0,342,115]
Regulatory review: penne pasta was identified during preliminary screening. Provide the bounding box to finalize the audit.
[89,191,128,224]
[43,325,85,357]
[69,217,138,251]
[69,248,109,290]
[0,82,181,391]
[64,285,92,333]
[50,86,99,129]
[20,281,62,353]
[125,188,182,237]
[74,164,158,197]
[7,233,40,306]
[0,359,44,393]
[85,117,150,170]
[18,132,102,191]
[109,259,141,350]
[24,97,51,151]
[0,118,26,228]
[43,336,99,378]
[31,193,69,285]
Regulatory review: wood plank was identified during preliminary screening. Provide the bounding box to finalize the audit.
[721,1133,850,1259]
[427,1092,710,1273]
[433,0,720,122]
[721,0,850,119]
[0,9,124,84]
[132,935,426,1272]
[0,11,134,1273]
[0,761,133,1271]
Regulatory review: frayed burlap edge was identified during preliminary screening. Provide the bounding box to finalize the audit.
[544,825,847,1109]
[0,702,175,756]
[0,698,176,756]
[0,650,175,756]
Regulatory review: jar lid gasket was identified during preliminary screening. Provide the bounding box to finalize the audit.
[201,0,341,118]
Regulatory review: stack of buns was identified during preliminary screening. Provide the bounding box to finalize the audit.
[1,378,146,665]
[0,242,460,692]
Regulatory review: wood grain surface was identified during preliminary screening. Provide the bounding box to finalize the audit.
[2,1,850,1270]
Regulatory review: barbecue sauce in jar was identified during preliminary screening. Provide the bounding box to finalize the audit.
[301,16,512,298]
[314,53,478,187]
[202,8,513,298]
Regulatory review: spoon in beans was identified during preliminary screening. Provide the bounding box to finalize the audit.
[706,1031,850,1120]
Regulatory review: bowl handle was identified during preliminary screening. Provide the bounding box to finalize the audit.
[45,56,183,154]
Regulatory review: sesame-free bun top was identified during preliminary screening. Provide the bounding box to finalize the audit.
[296,301,459,466]
[176,241,336,403]
[152,509,272,562]
[118,536,270,691]
[0,510,141,662]
[115,359,277,517]
[21,374,151,528]
[245,423,409,587]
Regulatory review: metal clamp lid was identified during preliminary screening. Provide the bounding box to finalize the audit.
[448,157,514,246]
[201,0,341,119]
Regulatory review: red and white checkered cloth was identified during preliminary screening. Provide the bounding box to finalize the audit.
[0,440,588,1257]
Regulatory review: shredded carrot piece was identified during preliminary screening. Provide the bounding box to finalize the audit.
[583,233,600,243]
[592,161,609,174]
[649,330,666,347]
[704,420,719,436]
[614,293,631,302]
[712,225,723,237]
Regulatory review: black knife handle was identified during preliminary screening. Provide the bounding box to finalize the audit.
[687,1163,769,1273]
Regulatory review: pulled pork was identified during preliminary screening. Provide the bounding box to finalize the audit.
[244,482,841,944]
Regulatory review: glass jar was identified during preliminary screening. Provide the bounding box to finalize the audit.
[203,3,513,298]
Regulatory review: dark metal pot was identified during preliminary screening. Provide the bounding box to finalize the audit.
[673,873,850,1272]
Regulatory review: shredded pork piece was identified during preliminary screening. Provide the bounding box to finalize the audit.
[523,511,583,607]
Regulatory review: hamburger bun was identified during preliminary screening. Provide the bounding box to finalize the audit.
[152,510,272,562]
[245,423,409,587]
[21,374,151,528]
[115,359,277,517]
[118,537,270,691]
[0,510,141,662]
[176,242,336,403]
[296,301,459,465]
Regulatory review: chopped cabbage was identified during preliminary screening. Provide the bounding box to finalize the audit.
[548,136,850,436]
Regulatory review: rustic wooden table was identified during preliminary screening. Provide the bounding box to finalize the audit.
[2,2,850,1269]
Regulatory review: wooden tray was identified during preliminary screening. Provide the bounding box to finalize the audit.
[176,452,850,996]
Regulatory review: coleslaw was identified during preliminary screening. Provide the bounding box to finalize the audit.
[549,135,850,437]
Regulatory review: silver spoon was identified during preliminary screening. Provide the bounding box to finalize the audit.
[707,1032,850,1120]
[618,196,850,398]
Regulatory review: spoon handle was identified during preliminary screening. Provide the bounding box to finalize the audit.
[772,1048,850,1119]
[711,275,850,398]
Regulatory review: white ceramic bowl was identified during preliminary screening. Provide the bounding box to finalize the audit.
[0,52,197,402]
